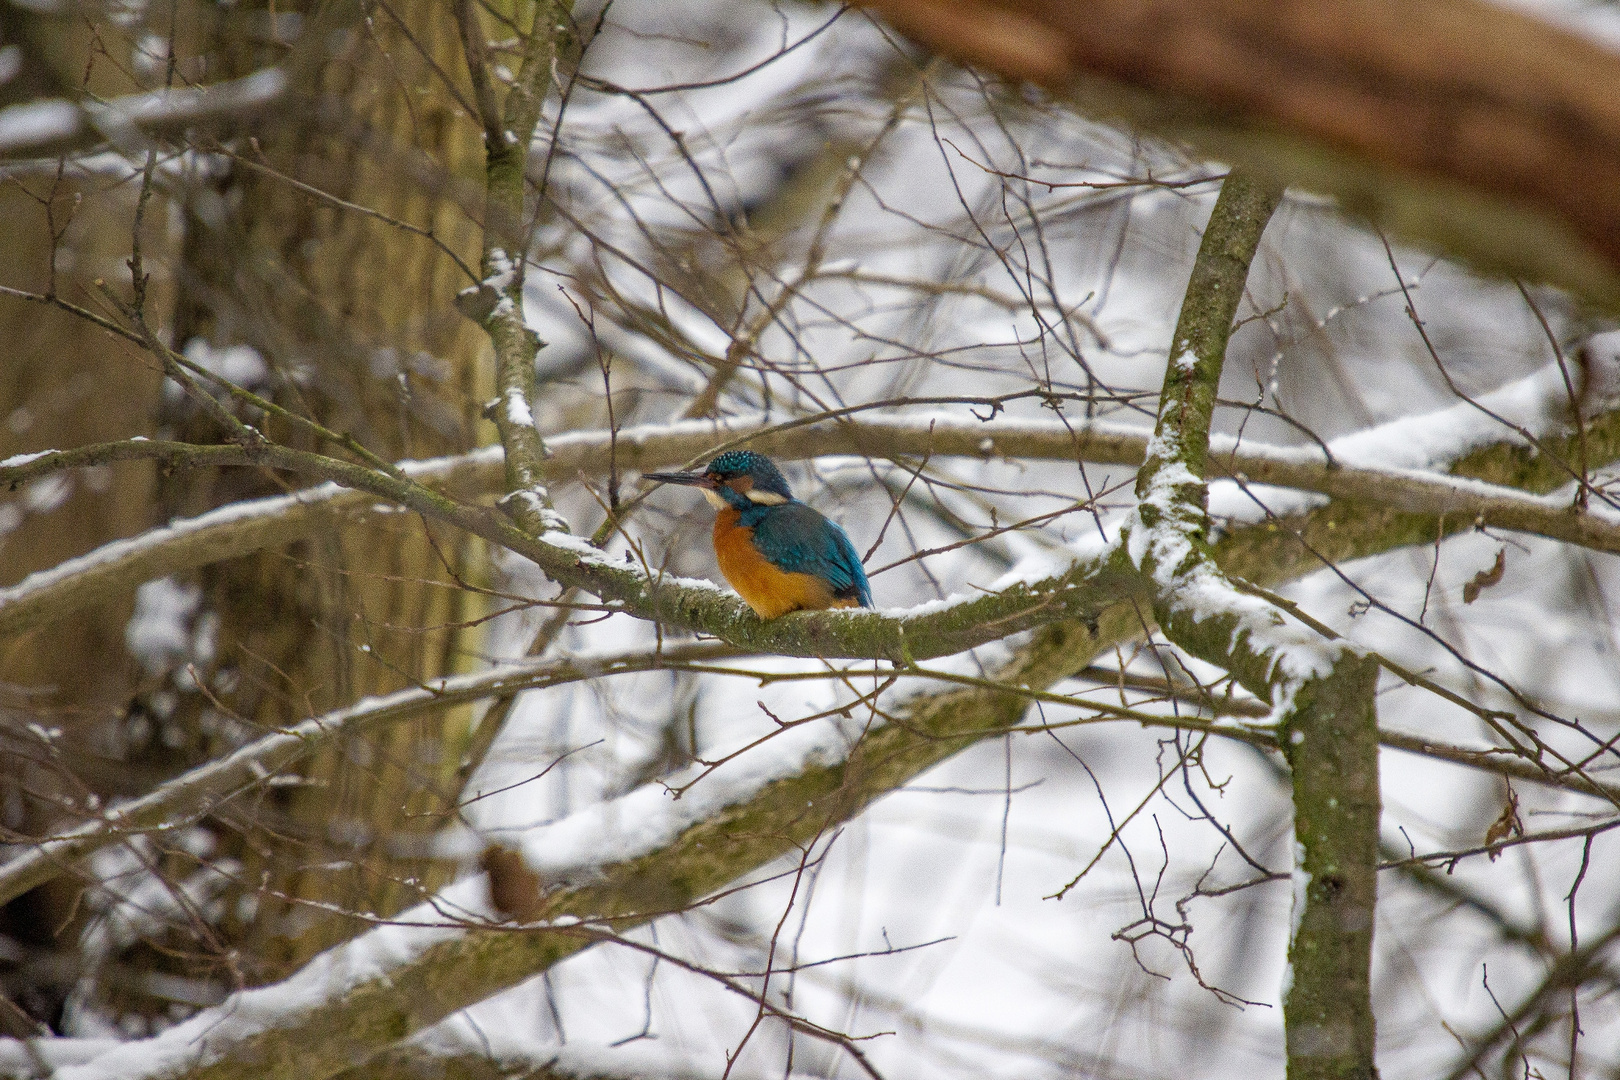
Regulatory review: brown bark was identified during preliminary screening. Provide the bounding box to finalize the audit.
[162,0,491,980]
[0,0,493,1029]
[857,0,1620,306]
[0,11,174,1033]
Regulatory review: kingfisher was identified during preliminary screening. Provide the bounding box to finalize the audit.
[644,450,873,619]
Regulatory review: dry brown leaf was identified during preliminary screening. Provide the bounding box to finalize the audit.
[1463,548,1507,604]
[480,843,547,922]
[1484,782,1523,859]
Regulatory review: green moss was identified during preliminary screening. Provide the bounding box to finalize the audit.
[1134,171,1381,1080]
[1280,654,1382,1080]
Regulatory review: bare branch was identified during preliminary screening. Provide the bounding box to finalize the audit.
[0,68,287,162]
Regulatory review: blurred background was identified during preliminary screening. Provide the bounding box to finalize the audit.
[1,0,1618,1077]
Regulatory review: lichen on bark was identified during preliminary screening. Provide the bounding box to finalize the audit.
[1118,169,1382,1080]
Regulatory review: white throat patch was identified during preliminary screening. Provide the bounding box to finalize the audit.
[743,489,789,505]
[701,489,730,510]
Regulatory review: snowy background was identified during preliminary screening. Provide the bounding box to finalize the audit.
[3,0,1619,1077]
[425,3,1620,1077]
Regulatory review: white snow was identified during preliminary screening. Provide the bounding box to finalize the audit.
[0,45,21,86]
[20,473,70,513]
[485,248,518,318]
[0,1038,120,1073]
[0,449,53,469]
[0,98,79,153]
[174,339,268,400]
[91,65,285,126]
[1326,357,1617,472]
[54,878,489,1080]
[1288,839,1311,945]
[503,387,535,428]
[124,577,202,676]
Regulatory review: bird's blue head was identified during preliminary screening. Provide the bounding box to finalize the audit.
[704,451,793,501]
[645,449,794,511]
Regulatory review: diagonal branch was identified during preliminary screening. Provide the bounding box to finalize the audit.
[0,643,736,911]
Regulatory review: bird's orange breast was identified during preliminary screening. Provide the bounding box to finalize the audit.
[713,509,852,618]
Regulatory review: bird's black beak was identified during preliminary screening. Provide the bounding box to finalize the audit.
[644,470,717,489]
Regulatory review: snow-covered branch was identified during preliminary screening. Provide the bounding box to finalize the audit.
[0,68,286,162]
[0,643,734,910]
[1112,170,1380,1080]
[0,446,501,638]
[456,0,573,537]
[6,371,1618,641]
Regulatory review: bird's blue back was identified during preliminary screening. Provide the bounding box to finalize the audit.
[737,500,873,607]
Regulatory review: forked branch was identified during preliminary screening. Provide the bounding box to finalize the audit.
[1114,170,1380,1080]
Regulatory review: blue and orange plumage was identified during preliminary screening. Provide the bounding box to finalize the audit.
[645,451,873,619]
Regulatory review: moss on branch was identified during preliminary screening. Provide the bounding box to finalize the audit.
[1123,170,1381,1080]
[7,377,1619,644]
[1281,653,1382,1078]
[460,0,575,536]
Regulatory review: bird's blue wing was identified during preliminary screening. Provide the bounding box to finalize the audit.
[749,502,873,607]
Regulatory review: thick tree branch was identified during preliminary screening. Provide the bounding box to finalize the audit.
[1115,170,1379,1079]
[853,0,1620,310]
[5,376,1617,641]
